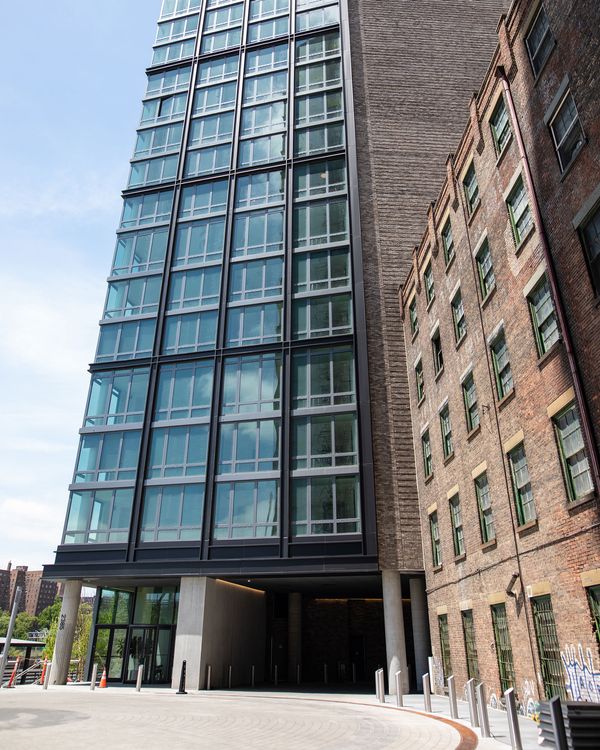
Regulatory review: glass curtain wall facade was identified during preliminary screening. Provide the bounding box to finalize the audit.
[58,0,376,574]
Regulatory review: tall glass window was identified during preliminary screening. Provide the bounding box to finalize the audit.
[66,0,366,552]
[85,369,150,426]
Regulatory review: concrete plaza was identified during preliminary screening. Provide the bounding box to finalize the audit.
[0,685,512,750]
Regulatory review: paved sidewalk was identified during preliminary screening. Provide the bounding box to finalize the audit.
[396,692,540,749]
[0,685,465,750]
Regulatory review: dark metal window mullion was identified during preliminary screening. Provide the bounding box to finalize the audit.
[338,0,377,556]
[201,24,250,557]
[281,4,296,557]
[125,14,206,562]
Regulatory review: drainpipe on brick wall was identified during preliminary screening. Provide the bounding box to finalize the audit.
[497,65,600,496]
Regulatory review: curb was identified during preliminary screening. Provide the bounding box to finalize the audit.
[192,691,480,750]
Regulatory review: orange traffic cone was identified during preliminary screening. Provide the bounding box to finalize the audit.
[39,659,47,686]
[6,657,21,689]
[98,667,107,689]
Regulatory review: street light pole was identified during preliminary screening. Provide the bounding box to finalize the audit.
[0,587,23,685]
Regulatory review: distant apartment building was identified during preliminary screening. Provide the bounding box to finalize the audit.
[24,571,59,617]
[0,568,10,612]
[9,566,27,614]
[1,565,59,617]
[400,0,600,708]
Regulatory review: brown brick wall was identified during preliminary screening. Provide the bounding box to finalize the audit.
[401,0,600,706]
[347,0,510,570]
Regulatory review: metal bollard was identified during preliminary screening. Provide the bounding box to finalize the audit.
[548,696,568,750]
[274,664,278,687]
[476,683,490,738]
[466,679,479,728]
[90,663,98,691]
[375,668,384,702]
[228,665,232,690]
[251,665,255,688]
[206,664,212,691]
[395,670,403,708]
[323,663,328,685]
[428,657,435,694]
[136,664,144,693]
[352,663,356,684]
[43,662,52,690]
[296,663,301,685]
[177,660,187,695]
[504,687,523,750]
[447,676,459,719]
[423,673,432,713]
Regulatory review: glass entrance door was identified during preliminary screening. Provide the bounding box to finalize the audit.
[125,626,174,684]
[126,627,155,683]
[92,626,128,682]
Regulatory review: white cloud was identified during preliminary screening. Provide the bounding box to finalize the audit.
[0,168,124,220]
[0,268,104,570]
[0,275,101,379]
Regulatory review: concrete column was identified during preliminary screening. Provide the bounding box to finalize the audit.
[49,580,82,685]
[382,570,409,695]
[288,593,302,682]
[171,576,207,691]
[409,577,430,692]
[172,577,267,690]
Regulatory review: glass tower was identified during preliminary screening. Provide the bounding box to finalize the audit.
[54,0,376,632]
[44,0,511,690]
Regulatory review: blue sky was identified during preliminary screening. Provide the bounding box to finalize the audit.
[0,0,161,570]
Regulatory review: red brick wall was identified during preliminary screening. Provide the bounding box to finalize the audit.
[401,0,600,706]
[347,0,510,570]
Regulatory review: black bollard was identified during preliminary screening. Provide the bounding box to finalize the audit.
[177,660,187,695]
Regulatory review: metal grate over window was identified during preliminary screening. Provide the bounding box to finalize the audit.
[491,603,515,693]
[531,595,566,699]
[461,609,480,681]
[438,613,452,687]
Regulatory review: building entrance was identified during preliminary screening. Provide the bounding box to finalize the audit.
[90,586,178,685]
[125,626,174,684]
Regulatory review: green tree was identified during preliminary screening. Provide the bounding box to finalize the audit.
[13,612,38,640]
[37,599,62,631]
[0,611,10,638]
[42,601,94,682]
[73,603,93,680]
[43,617,58,660]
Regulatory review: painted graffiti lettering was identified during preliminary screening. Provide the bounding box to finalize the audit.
[561,644,600,703]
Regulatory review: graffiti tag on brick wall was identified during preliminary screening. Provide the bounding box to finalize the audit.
[432,656,444,692]
[519,679,538,717]
[561,644,600,703]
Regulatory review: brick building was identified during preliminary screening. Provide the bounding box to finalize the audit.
[24,571,59,617]
[0,568,10,612]
[9,566,28,614]
[1,565,59,617]
[400,0,600,709]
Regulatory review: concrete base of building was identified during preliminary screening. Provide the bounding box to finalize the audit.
[171,577,266,691]
[409,577,430,692]
[49,579,82,685]
[382,570,409,695]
